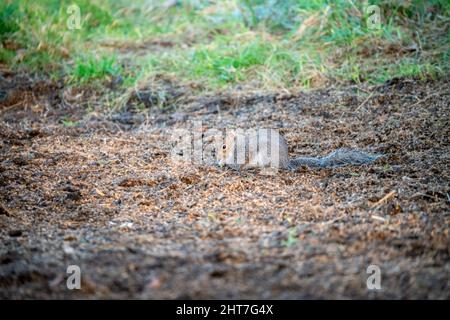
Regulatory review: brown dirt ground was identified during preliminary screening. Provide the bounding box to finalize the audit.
[0,73,449,299]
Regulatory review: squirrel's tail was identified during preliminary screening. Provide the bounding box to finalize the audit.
[288,148,383,169]
[288,156,323,169]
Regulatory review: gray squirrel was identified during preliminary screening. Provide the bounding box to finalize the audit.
[216,129,382,170]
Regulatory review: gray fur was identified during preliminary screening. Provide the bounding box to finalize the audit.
[288,148,383,169]
[218,129,383,170]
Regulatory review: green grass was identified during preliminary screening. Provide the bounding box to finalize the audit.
[69,54,121,83]
[61,118,79,127]
[0,0,448,94]
[281,227,298,247]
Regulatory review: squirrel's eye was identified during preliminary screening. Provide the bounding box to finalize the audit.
[222,144,227,150]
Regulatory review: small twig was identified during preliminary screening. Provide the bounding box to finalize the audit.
[408,91,446,109]
[339,90,375,120]
[322,217,344,226]
[0,101,24,116]
[370,190,396,209]
[354,91,375,113]
[355,86,371,94]
[371,215,386,222]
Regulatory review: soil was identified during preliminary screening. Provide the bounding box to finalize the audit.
[0,72,449,299]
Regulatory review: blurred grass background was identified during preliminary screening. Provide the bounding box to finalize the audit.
[0,0,448,93]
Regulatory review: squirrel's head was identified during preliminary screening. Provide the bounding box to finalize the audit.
[216,131,236,167]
